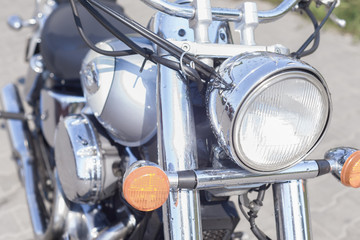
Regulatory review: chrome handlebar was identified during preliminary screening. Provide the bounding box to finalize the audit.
[141,0,300,22]
[258,0,300,23]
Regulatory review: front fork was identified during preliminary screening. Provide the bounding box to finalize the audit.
[273,180,312,240]
[156,58,202,240]
[156,63,313,240]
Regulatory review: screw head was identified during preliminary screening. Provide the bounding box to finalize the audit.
[220,32,226,41]
[178,29,186,37]
[182,43,190,52]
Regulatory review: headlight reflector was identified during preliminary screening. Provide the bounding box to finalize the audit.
[208,52,331,173]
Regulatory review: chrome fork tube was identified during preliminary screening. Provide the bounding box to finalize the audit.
[273,180,312,240]
[157,58,202,240]
[1,84,68,239]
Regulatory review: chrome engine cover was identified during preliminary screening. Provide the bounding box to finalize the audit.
[81,38,157,147]
[55,114,120,203]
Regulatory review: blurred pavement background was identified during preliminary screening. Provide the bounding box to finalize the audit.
[1,0,360,239]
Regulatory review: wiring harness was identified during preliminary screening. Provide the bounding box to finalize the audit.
[69,0,220,83]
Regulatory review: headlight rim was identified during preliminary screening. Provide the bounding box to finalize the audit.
[230,70,331,173]
[207,52,332,173]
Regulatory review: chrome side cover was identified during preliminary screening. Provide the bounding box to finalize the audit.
[55,114,120,203]
[40,90,85,147]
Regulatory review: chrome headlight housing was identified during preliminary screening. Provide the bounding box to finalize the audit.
[208,52,331,173]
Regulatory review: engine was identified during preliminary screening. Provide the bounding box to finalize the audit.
[55,114,122,203]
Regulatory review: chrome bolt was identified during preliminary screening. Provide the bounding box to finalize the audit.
[182,43,190,52]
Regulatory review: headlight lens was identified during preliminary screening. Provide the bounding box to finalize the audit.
[208,52,331,173]
[233,72,329,171]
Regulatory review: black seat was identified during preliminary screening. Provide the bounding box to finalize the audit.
[40,1,134,81]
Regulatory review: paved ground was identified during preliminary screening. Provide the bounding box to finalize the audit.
[1,0,360,239]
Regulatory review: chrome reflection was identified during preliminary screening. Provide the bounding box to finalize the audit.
[1,84,68,239]
[40,89,85,147]
[325,147,357,180]
[55,114,120,204]
[64,203,135,240]
[157,59,202,240]
[273,180,312,240]
[81,38,158,147]
[207,52,331,173]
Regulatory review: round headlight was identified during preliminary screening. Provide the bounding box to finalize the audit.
[208,52,331,173]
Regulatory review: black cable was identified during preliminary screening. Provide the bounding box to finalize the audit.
[238,186,272,240]
[78,0,152,57]
[152,54,201,80]
[249,216,271,240]
[70,0,201,80]
[249,189,271,240]
[85,0,218,81]
[251,186,271,240]
[69,0,136,57]
[81,0,200,80]
[293,0,337,58]
[238,197,250,221]
[300,6,320,57]
[250,183,271,193]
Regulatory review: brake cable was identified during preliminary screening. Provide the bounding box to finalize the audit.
[85,0,218,80]
[69,0,219,82]
[297,1,320,58]
[293,0,337,58]
[238,184,272,240]
[69,0,136,57]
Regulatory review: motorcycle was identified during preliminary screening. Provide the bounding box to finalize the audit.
[1,0,359,239]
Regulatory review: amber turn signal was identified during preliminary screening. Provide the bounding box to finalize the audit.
[341,151,360,188]
[123,165,170,211]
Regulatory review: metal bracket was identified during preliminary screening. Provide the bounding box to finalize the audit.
[170,40,290,58]
[0,111,32,121]
[7,16,37,31]
[189,0,212,43]
[235,2,259,46]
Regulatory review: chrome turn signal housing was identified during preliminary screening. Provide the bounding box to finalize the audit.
[208,52,331,173]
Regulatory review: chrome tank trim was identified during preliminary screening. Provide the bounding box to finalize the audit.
[81,38,158,147]
[81,41,114,116]
[273,180,312,240]
[157,59,202,240]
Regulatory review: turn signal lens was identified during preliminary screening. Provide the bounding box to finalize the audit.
[341,151,360,188]
[123,166,170,211]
